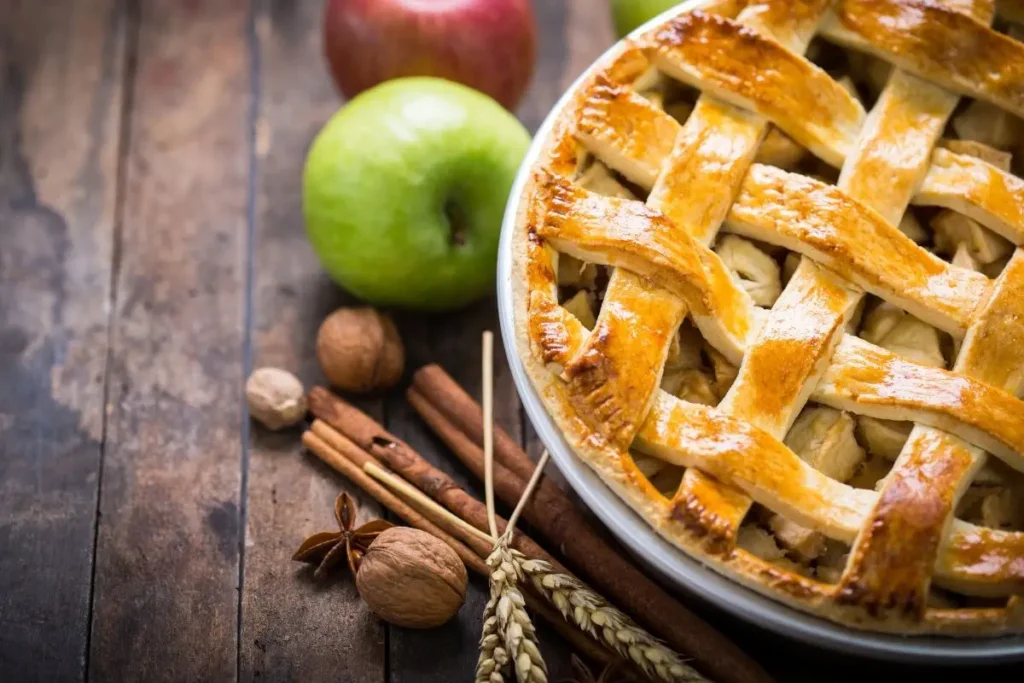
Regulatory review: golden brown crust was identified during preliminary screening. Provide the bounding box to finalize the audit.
[647,98,765,243]
[645,11,865,165]
[510,0,1024,635]
[914,148,1024,246]
[813,336,1024,471]
[724,260,861,435]
[564,270,685,449]
[837,428,980,621]
[837,70,954,224]
[822,0,1024,115]
[537,172,758,357]
[727,164,991,335]
[576,75,681,188]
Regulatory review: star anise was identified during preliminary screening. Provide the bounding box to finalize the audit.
[559,655,626,683]
[292,492,392,578]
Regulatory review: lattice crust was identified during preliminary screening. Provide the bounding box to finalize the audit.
[510,0,1024,634]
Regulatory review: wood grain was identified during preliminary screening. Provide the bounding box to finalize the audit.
[0,1,127,681]
[239,1,386,681]
[88,0,250,679]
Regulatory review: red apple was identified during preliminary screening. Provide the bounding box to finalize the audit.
[323,0,537,111]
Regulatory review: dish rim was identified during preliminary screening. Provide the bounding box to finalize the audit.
[495,0,1024,663]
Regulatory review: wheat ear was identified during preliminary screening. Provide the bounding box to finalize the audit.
[516,552,708,683]
[476,592,508,683]
[488,540,548,683]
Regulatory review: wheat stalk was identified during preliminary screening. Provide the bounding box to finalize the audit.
[475,331,549,683]
[515,551,708,683]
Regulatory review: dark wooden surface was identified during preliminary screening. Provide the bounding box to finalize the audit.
[1,1,1021,681]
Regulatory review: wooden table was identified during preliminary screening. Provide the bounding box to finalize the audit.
[2,1,1020,681]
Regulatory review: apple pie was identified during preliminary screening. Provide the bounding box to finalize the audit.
[510,0,1024,634]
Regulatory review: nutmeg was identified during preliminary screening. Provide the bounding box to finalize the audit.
[246,367,306,430]
[316,307,404,394]
[355,527,467,628]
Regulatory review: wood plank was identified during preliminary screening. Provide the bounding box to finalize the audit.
[239,0,386,681]
[87,1,251,680]
[0,1,126,681]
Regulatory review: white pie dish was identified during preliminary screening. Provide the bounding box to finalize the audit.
[496,0,1024,663]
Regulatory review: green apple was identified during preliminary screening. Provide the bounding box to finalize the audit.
[304,77,531,310]
[610,0,682,37]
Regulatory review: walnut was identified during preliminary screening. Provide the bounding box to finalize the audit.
[316,307,404,394]
[355,527,468,628]
[245,367,306,430]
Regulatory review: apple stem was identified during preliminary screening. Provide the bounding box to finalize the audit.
[444,200,467,247]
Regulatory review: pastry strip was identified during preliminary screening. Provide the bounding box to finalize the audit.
[914,148,1024,245]
[812,335,1024,472]
[726,164,990,335]
[821,0,1024,116]
[647,11,865,165]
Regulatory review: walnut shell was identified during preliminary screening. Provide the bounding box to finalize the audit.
[355,527,467,629]
[316,307,404,394]
[245,367,306,430]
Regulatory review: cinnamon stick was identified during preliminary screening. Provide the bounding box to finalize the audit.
[302,426,618,670]
[311,420,496,559]
[303,429,489,573]
[307,387,571,576]
[409,365,772,683]
[412,365,533,477]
